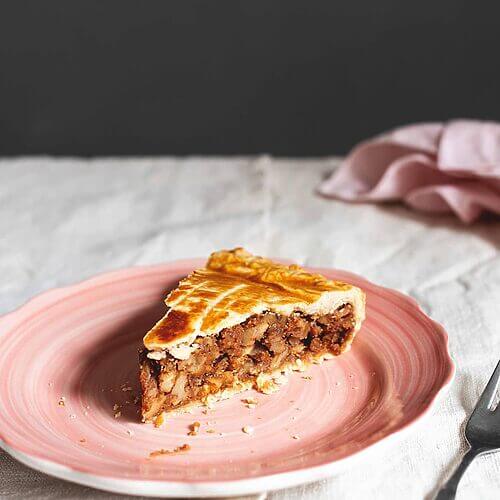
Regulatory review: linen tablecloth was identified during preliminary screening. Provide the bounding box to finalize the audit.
[1,157,499,500]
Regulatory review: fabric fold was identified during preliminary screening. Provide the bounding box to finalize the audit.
[319,120,500,223]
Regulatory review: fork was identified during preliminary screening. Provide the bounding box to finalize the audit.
[435,360,500,499]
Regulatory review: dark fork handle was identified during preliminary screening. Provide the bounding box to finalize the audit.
[435,447,490,499]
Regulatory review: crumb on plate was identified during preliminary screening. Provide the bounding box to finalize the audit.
[188,421,201,436]
[149,444,190,458]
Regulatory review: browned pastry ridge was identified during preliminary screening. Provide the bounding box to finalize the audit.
[140,248,366,421]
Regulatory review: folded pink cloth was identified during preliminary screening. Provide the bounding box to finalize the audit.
[319,120,500,223]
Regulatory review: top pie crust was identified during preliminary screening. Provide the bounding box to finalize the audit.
[143,248,365,359]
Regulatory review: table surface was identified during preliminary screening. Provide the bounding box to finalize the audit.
[1,157,499,500]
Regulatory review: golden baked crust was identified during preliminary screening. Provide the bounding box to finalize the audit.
[143,248,365,358]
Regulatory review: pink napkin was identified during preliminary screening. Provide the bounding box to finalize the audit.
[318,120,500,223]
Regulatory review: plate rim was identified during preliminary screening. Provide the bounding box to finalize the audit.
[0,259,455,497]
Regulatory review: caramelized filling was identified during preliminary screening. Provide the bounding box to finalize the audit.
[140,304,354,419]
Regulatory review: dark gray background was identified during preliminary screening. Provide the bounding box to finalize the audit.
[1,0,499,156]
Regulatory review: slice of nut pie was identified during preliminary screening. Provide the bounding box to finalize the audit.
[140,248,366,421]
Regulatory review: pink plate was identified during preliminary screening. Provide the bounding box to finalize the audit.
[0,260,454,498]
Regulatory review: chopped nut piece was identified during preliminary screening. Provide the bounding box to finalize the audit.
[242,425,254,435]
[154,412,165,428]
[114,411,121,419]
[58,398,65,407]
[149,444,191,458]
[113,403,120,411]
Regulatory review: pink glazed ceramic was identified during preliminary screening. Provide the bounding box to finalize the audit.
[0,260,454,497]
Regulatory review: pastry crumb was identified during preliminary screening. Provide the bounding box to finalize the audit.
[242,425,254,435]
[242,397,258,405]
[242,397,258,409]
[147,350,166,360]
[295,358,306,371]
[79,438,86,443]
[188,421,201,436]
[113,403,122,418]
[205,429,216,434]
[149,444,190,458]
[292,434,300,440]
[301,376,312,380]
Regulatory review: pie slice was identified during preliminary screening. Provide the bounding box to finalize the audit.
[140,248,366,422]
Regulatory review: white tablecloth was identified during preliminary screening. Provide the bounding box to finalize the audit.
[1,157,499,500]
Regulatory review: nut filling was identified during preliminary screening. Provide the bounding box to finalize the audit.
[140,304,355,421]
